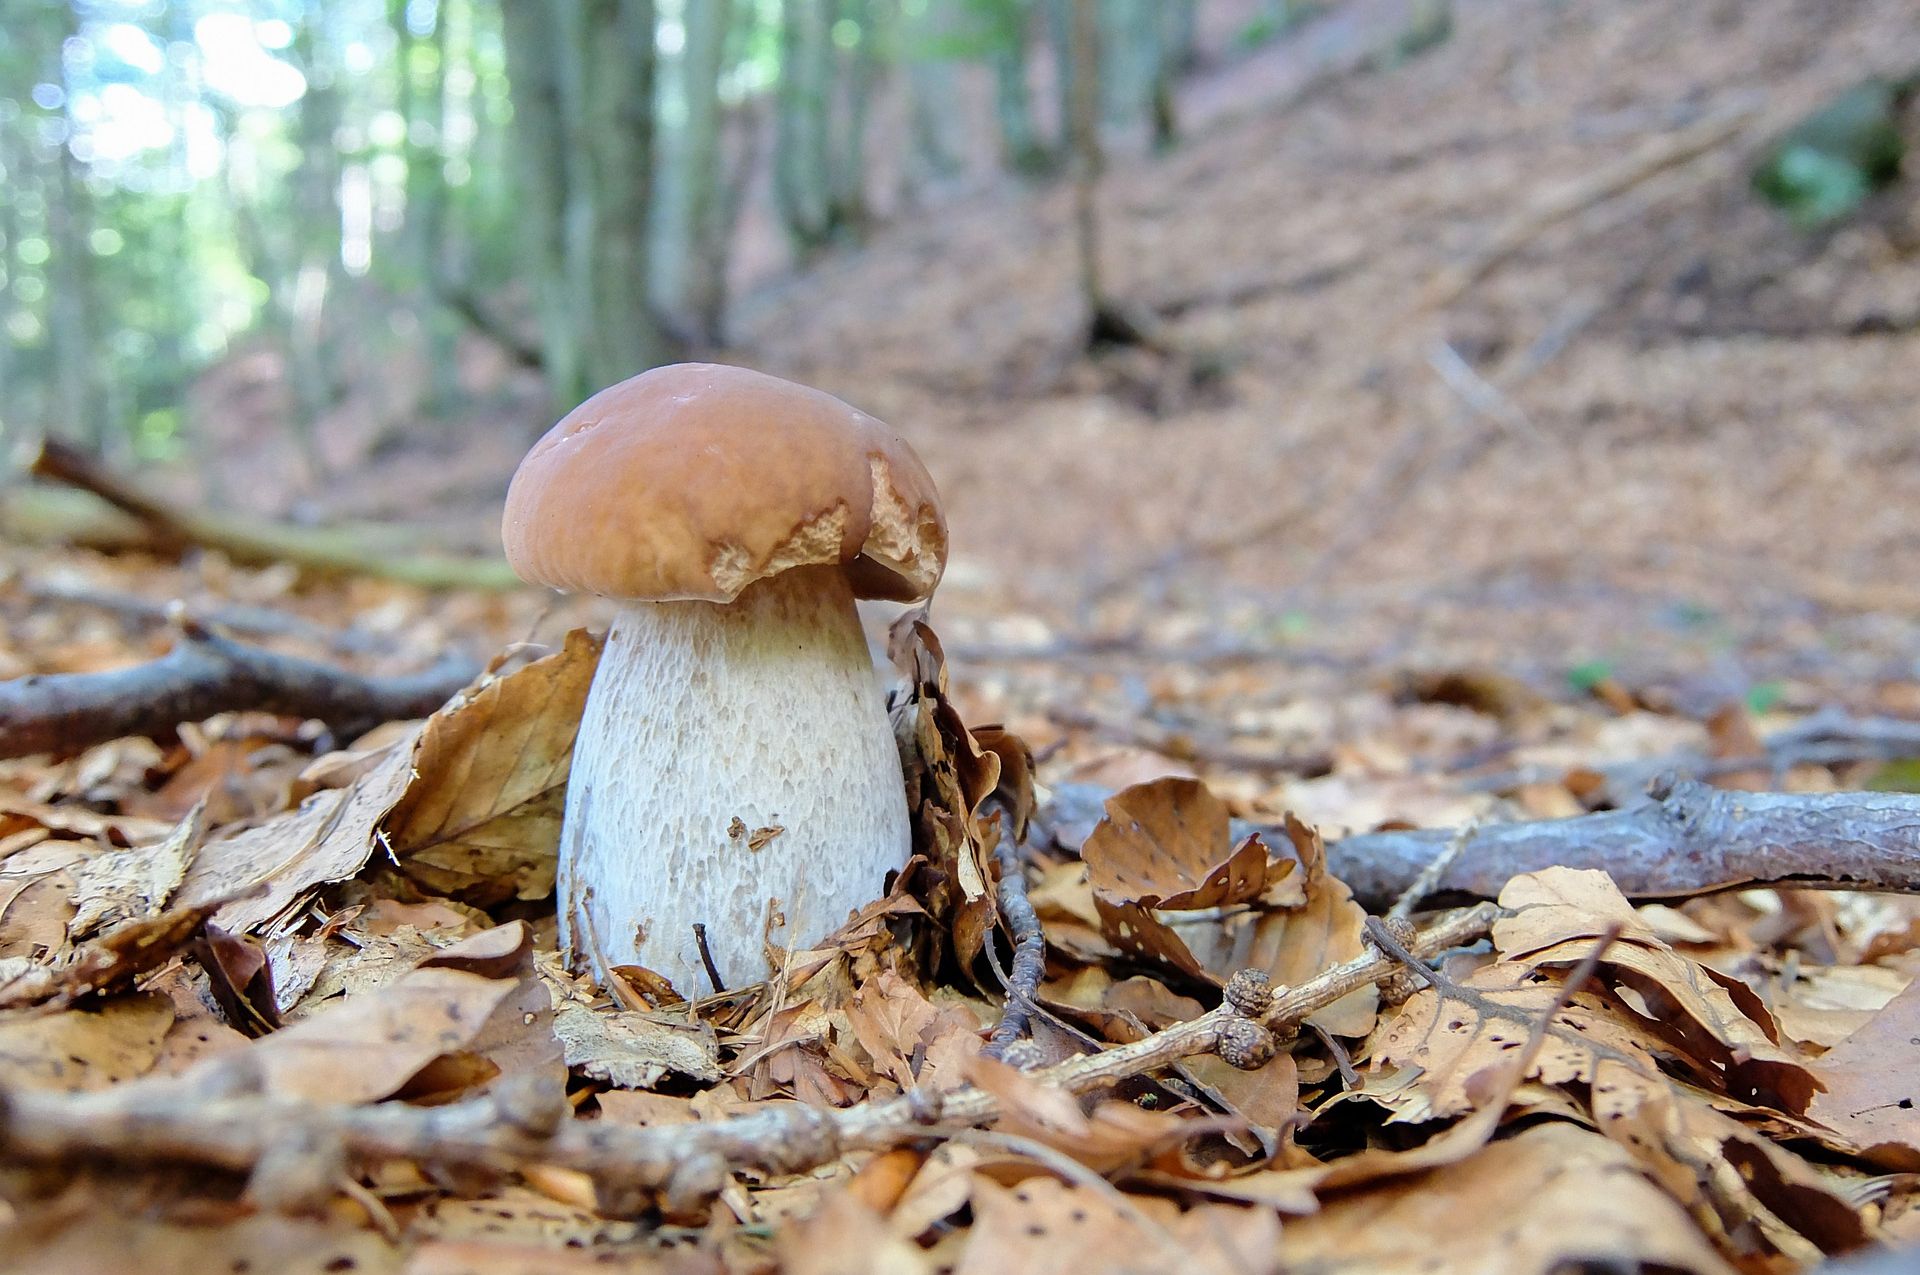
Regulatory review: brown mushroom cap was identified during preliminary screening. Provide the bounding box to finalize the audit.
[502,363,947,604]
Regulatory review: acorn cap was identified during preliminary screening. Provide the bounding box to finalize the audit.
[502,363,947,604]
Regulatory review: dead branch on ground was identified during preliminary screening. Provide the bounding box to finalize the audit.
[1042,779,1920,908]
[26,440,522,592]
[983,839,1048,1060]
[0,905,1502,1209]
[0,617,476,758]
[1414,104,1760,312]
[7,576,391,656]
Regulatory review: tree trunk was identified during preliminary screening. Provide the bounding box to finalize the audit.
[775,0,835,255]
[678,0,735,345]
[502,0,670,410]
[902,2,964,194]
[1066,0,1107,331]
[989,3,1051,173]
[828,0,876,236]
[285,18,345,475]
[44,0,102,446]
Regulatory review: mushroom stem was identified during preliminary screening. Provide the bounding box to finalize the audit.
[559,565,909,993]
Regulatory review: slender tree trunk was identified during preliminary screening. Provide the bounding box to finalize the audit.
[45,5,101,447]
[990,3,1051,173]
[775,0,834,255]
[1067,0,1106,331]
[504,0,672,408]
[286,19,344,475]
[828,0,876,235]
[902,2,963,193]
[679,0,735,345]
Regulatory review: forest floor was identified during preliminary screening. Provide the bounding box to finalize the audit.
[6,1,1920,1271]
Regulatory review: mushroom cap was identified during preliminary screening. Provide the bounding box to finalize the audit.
[502,363,947,604]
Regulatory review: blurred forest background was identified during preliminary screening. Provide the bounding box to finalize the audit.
[3,0,1920,696]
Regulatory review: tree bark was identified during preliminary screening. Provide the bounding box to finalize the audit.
[678,0,736,344]
[502,0,671,409]
[1066,0,1107,329]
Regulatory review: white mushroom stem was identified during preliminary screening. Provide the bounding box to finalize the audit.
[559,564,910,994]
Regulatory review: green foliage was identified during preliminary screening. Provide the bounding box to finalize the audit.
[1752,78,1911,229]
[1864,758,1920,793]
[1233,1,1322,52]
[1565,660,1615,694]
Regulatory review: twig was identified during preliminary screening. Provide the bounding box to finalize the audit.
[1047,704,1333,777]
[0,905,1503,1205]
[1414,104,1760,312]
[983,840,1047,1060]
[1328,779,1920,906]
[7,576,390,656]
[0,618,476,759]
[1386,819,1478,921]
[27,440,522,592]
[693,924,727,996]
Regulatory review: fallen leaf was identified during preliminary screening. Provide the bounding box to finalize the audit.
[1082,777,1277,909]
[1809,977,1920,1169]
[1273,1122,1735,1275]
[385,628,602,904]
[954,1176,1283,1275]
[179,921,550,1103]
[552,999,721,1089]
[67,800,204,939]
[0,991,174,1091]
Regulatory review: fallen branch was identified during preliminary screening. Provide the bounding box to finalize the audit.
[983,840,1047,1060]
[1047,703,1333,777]
[1328,779,1920,905]
[1415,103,1760,312]
[0,618,476,758]
[0,904,1503,1207]
[7,576,391,656]
[26,440,522,592]
[1041,780,1920,908]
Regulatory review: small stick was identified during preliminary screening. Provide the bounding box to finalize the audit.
[0,618,476,759]
[983,839,1048,1060]
[692,923,727,997]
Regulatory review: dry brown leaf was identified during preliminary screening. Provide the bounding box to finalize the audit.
[66,801,204,939]
[1496,868,1819,1113]
[0,1211,403,1275]
[385,628,601,904]
[847,968,942,1088]
[0,840,86,958]
[778,1189,930,1275]
[966,1054,1195,1175]
[1492,865,1661,956]
[176,634,599,933]
[178,920,551,1103]
[1525,934,1818,1113]
[0,990,174,1091]
[175,738,417,934]
[1369,965,1666,1123]
[1809,977,1920,1170]
[552,999,721,1089]
[957,1176,1286,1275]
[1082,777,1278,909]
[889,612,1006,969]
[1273,1122,1735,1275]
[1593,1058,1869,1265]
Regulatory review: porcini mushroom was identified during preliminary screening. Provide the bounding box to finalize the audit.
[502,363,946,992]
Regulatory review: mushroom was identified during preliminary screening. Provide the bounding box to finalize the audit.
[502,363,946,993]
